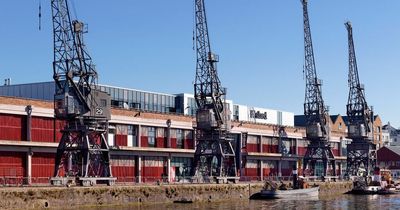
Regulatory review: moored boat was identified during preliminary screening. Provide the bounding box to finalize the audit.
[347,167,399,195]
[259,186,320,199]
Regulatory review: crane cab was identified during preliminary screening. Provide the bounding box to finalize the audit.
[196,109,218,130]
[54,88,110,120]
[348,124,368,139]
[306,123,324,139]
[90,89,111,120]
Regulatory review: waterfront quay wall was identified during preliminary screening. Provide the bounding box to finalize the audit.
[0,181,352,209]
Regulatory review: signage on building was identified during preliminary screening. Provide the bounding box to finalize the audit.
[250,110,268,120]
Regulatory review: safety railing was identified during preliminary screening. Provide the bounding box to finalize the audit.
[0,175,348,187]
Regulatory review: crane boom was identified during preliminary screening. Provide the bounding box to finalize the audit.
[345,21,376,177]
[301,0,335,178]
[302,0,328,139]
[194,0,225,127]
[345,21,372,138]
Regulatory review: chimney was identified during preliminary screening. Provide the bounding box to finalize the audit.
[4,78,11,86]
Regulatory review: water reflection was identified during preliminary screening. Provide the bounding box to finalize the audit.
[82,194,400,210]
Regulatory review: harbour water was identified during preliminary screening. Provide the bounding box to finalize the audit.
[83,194,400,210]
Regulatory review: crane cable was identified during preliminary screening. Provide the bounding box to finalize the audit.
[38,0,79,31]
[192,0,196,51]
[38,0,42,30]
[70,0,78,21]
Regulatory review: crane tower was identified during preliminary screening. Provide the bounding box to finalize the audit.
[50,0,115,186]
[191,0,239,183]
[301,0,336,177]
[345,21,376,177]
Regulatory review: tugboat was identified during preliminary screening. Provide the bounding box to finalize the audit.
[348,167,397,195]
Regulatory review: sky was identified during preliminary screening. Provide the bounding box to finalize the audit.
[0,1,399,127]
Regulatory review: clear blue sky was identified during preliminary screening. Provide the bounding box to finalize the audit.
[0,1,399,127]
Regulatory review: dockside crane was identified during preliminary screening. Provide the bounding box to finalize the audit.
[345,21,376,177]
[191,0,239,184]
[50,0,115,186]
[301,0,336,177]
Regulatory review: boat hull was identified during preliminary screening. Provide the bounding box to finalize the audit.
[347,187,399,195]
[259,186,319,199]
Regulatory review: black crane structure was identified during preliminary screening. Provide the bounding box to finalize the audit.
[50,0,115,186]
[301,0,336,177]
[191,0,239,183]
[345,21,376,177]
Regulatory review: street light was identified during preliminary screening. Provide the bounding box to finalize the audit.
[166,119,171,148]
[277,126,288,180]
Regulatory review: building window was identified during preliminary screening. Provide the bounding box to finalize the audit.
[339,123,342,130]
[128,125,135,135]
[130,102,141,109]
[148,127,156,147]
[171,157,192,179]
[100,99,107,107]
[176,129,184,149]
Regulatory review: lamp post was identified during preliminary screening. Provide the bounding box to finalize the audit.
[166,119,171,148]
[278,126,288,180]
[25,105,32,142]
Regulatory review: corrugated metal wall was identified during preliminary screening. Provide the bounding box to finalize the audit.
[115,135,128,146]
[246,135,259,153]
[55,120,65,142]
[156,137,165,148]
[0,113,25,141]
[140,126,148,147]
[261,136,279,153]
[31,117,54,142]
[115,125,128,147]
[141,156,166,182]
[244,160,259,179]
[297,139,309,156]
[0,113,65,142]
[184,130,194,149]
[0,152,25,177]
[31,152,54,183]
[110,155,135,182]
